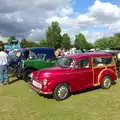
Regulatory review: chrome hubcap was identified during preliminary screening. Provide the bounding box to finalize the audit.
[104,78,111,88]
[58,86,68,99]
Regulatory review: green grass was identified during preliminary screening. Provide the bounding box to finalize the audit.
[0,77,120,120]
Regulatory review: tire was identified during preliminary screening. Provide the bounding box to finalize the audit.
[53,83,70,101]
[101,76,112,89]
[23,69,34,82]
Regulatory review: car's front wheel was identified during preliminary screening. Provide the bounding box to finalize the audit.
[101,76,112,89]
[53,83,70,101]
[23,69,35,82]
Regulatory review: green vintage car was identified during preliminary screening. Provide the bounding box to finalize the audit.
[22,59,56,82]
[20,47,57,82]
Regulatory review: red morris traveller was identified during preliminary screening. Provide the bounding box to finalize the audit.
[29,53,117,101]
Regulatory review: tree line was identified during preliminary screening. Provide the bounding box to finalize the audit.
[20,21,93,50]
[1,21,120,50]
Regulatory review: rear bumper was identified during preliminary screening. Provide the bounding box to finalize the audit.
[29,83,52,95]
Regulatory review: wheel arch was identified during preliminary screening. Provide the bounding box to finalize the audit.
[98,69,117,84]
[23,66,38,72]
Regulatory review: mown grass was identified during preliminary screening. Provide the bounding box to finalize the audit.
[0,77,120,120]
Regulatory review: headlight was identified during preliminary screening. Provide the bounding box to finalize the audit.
[43,78,48,86]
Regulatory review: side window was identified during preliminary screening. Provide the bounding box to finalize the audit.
[93,58,103,67]
[102,57,113,65]
[93,57,113,67]
[78,58,90,68]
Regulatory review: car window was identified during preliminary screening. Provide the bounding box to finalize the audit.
[37,53,46,60]
[78,58,90,68]
[93,57,113,67]
[56,57,75,68]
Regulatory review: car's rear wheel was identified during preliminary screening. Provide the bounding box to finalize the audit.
[101,76,112,89]
[23,69,35,82]
[53,83,70,101]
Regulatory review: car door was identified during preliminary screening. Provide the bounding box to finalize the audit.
[72,58,93,91]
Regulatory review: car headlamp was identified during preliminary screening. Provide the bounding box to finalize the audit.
[43,78,48,86]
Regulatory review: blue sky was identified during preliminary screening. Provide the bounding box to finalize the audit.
[74,0,120,13]
[65,0,120,42]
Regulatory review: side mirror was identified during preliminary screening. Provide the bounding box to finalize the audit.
[74,65,79,69]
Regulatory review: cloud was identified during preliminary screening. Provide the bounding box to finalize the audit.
[0,0,120,44]
[26,28,46,41]
[71,0,120,28]
[0,0,73,41]
[66,0,120,43]
[0,36,8,42]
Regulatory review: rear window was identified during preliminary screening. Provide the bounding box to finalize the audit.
[93,57,113,67]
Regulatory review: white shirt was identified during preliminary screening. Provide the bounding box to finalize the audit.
[0,51,8,66]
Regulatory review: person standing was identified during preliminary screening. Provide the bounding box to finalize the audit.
[0,47,9,85]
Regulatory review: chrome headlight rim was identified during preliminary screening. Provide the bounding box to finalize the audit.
[43,78,48,86]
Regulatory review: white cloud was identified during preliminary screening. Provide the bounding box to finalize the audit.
[46,16,71,27]
[0,0,73,39]
[1,0,120,44]
[66,0,120,43]
[69,0,120,28]
[0,36,8,42]
[26,28,46,41]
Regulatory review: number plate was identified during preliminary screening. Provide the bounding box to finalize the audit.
[32,80,42,89]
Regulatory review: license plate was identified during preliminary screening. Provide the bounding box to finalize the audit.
[32,80,42,89]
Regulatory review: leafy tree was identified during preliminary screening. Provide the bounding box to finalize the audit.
[20,39,40,48]
[46,21,62,50]
[74,33,89,50]
[20,39,28,48]
[95,35,120,50]
[9,36,16,40]
[95,37,110,49]
[87,43,94,49]
[7,35,16,45]
[39,40,47,47]
[61,33,71,50]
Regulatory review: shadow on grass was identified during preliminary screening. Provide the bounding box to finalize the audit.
[37,93,53,99]
[35,81,117,100]
[9,78,20,85]
[37,86,101,100]
[72,86,101,96]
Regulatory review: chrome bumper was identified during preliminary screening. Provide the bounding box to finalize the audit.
[29,84,52,95]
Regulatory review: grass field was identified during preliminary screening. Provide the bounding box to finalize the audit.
[0,77,120,120]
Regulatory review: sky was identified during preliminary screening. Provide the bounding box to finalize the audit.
[0,0,120,43]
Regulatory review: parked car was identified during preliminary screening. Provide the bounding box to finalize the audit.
[18,47,57,82]
[29,53,117,101]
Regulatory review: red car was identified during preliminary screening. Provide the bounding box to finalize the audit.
[29,53,117,101]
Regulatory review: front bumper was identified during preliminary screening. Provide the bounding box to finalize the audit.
[29,83,52,95]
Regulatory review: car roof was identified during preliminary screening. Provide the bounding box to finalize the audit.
[66,52,112,59]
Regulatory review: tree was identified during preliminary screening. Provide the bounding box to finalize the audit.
[8,35,16,44]
[20,39,28,48]
[61,33,71,50]
[46,21,62,50]
[39,40,47,47]
[74,33,89,50]
[87,43,94,49]
[95,37,109,49]
[94,35,120,50]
